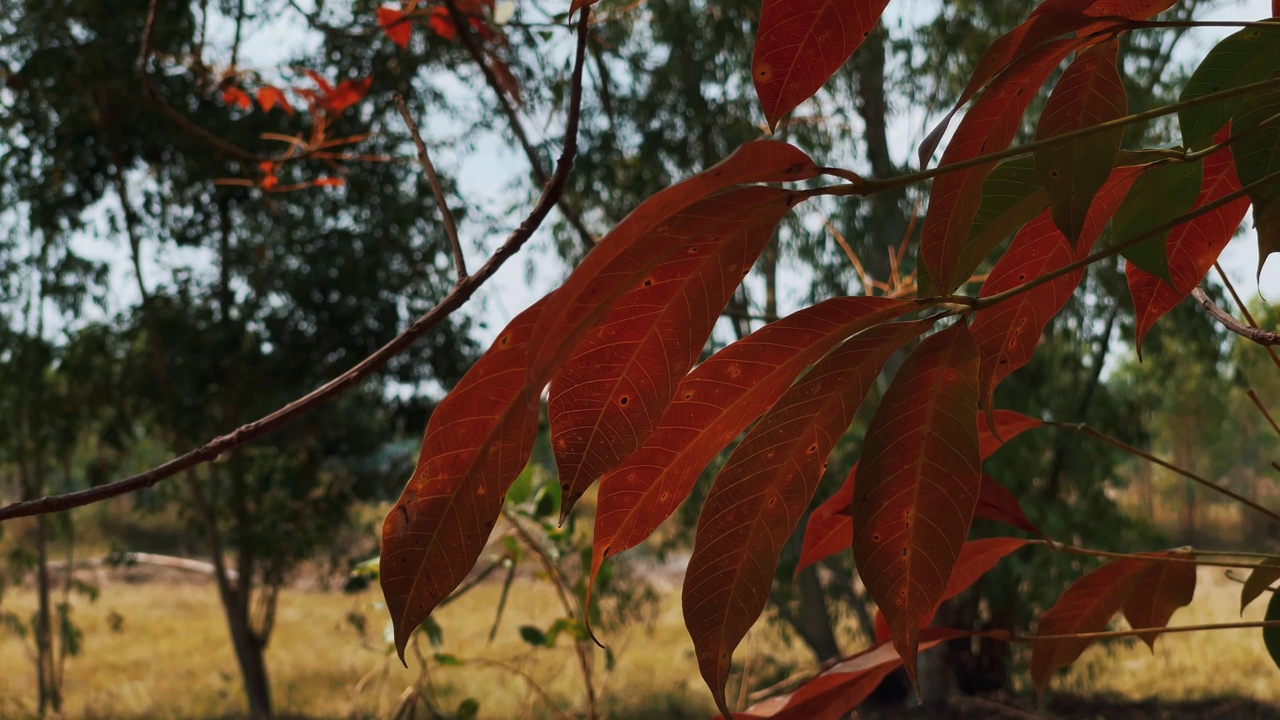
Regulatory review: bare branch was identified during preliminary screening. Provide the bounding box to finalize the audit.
[0,6,595,522]
[394,94,467,280]
[1192,287,1280,346]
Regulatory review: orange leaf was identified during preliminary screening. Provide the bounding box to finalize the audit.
[852,321,981,691]
[751,0,890,131]
[589,297,914,613]
[221,85,252,110]
[256,86,294,116]
[1127,126,1248,355]
[1122,554,1197,651]
[549,188,788,520]
[377,7,413,48]
[970,166,1143,406]
[919,36,1087,293]
[526,141,818,391]
[796,409,1042,574]
[429,6,456,40]
[380,300,544,660]
[684,320,931,716]
[301,71,372,114]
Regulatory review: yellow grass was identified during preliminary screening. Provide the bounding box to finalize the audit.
[0,564,1277,718]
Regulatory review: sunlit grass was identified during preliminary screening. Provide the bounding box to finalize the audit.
[0,564,1276,718]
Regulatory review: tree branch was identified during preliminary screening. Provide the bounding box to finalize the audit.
[1192,286,1280,346]
[394,94,467,280]
[0,7,595,522]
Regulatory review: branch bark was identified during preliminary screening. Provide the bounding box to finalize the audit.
[1192,287,1280,346]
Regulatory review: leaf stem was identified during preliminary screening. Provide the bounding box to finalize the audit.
[394,94,467,281]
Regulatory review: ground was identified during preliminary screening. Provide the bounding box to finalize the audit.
[0,564,1276,719]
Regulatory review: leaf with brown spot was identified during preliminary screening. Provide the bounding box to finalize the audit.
[852,321,981,691]
[380,301,544,660]
[589,297,914,613]
[548,191,788,521]
[751,0,890,131]
[527,141,818,391]
[684,320,931,716]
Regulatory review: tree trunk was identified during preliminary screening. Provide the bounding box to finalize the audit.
[34,512,61,716]
[221,594,272,719]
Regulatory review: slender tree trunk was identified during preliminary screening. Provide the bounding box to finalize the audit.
[34,512,60,716]
[221,590,272,719]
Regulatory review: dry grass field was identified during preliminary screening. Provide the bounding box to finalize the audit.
[0,563,1277,719]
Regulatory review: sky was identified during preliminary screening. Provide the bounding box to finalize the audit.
[69,0,1280,356]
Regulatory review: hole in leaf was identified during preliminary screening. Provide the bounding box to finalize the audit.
[618,395,630,407]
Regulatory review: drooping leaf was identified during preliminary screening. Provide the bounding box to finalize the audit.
[1031,557,1147,696]
[380,301,544,660]
[684,320,931,716]
[796,409,1042,574]
[951,156,1051,293]
[1127,129,1249,354]
[1179,22,1280,150]
[377,7,413,48]
[977,474,1043,535]
[852,321,981,690]
[751,0,890,131]
[1229,78,1280,277]
[872,537,1033,644]
[1265,590,1280,672]
[970,166,1142,406]
[590,297,914,605]
[1122,550,1197,651]
[1110,160,1203,284]
[735,628,970,720]
[1033,38,1127,244]
[1241,558,1280,614]
[920,36,1087,294]
[527,142,818,390]
[548,190,787,521]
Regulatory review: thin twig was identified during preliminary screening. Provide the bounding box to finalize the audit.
[0,3,594,522]
[394,94,466,280]
[1192,287,1279,346]
[1247,389,1280,439]
[1214,263,1280,371]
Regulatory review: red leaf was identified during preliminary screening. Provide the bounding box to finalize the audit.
[380,301,544,660]
[301,71,372,114]
[919,36,1087,293]
[1127,128,1249,354]
[970,166,1143,406]
[590,297,914,606]
[684,320,931,715]
[255,86,294,116]
[874,537,1032,644]
[311,177,345,188]
[739,628,970,720]
[221,85,252,110]
[751,0,890,131]
[1031,550,1194,696]
[977,474,1042,535]
[852,321,981,690]
[1033,38,1127,244]
[548,190,787,520]
[1122,551,1196,650]
[526,141,818,391]
[796,409,1042,574]
[377,7,413,48]
[429,6,456,40]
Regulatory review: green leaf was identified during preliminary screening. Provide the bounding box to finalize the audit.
[456,698,480,720]
[544,616,589,647]
[505,462,535,506]
[1110,161,1203,283]
[532,478,560,520]
[518,625,548,647]
[1179,22,1280,150]
[956,156,1050,284]
[1242,558,1280,614]
[419,616,445,649]
[1228,78,1280,277]
[433,653,464,666]
[1265,589,1280,672]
